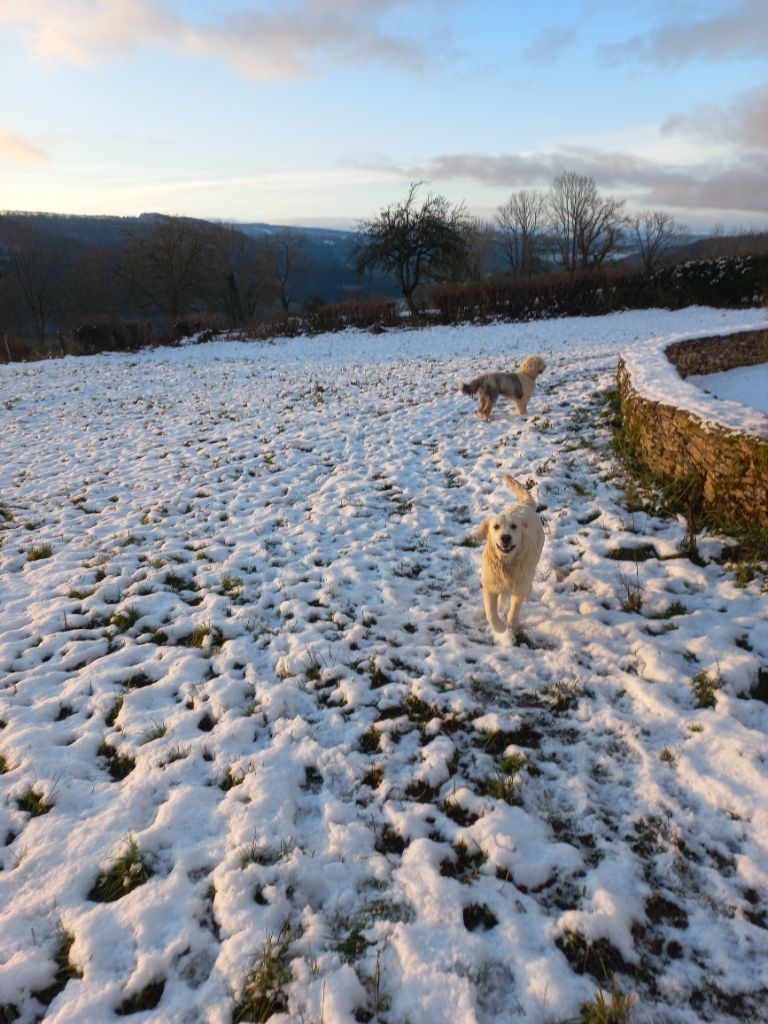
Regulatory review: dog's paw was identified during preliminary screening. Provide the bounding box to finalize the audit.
[487,618,507,634]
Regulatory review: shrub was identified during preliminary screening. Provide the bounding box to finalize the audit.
[655,254,768,308]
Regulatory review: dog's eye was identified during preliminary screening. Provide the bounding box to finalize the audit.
[510,524,518,530]
[492,523,500,530]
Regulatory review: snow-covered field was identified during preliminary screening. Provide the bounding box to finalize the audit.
[1,307,767,1024]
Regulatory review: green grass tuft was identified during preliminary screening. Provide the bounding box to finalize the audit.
[542,679,583,712]
[31,928,83,1007]
[17,787,53,817]
[26,543,53,562]
[109,607,141,633]
[87,838,153,903]
[484,753,526,805]
[233,924,294,1023]
[580,980,635,1023]
[650,600,687,620]
[115,980,165,1016]
[692,670,720,709]
[104,697,123,727]
[358,727,381,754]
[617,567,643,613]
[336,923,371,963]
[221,573,243,594]
[98,741,136,781]
[184,624,224,653]
[462,903,498,931]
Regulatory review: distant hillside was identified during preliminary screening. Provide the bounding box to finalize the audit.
[666,231,768,262]
[0,211,398,306]
[235,221,398,304]
[0,211,149,249]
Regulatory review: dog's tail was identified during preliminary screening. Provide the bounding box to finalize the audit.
[504,473,535,505]
[459,376,482,396]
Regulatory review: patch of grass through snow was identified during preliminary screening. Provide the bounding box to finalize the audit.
[233,924,294,1023]
[87,839,153,903]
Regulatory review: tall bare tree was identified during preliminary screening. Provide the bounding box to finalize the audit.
[121,216,213,321]
[461,219,498,282]
[207,225,273,325]
[0,217,66,344]
[630,211,688,273]
[496,190,546,275]
[63,243,119,328]
[356,182,470,315]
[547,172,625,272]
[263,228,310,312]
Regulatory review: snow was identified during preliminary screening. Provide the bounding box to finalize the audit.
[1,306,767,1024]
[689,362,768,417]
[621,325,768,437]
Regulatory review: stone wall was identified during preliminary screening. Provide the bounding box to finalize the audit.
[617,331,768,531]
[665,329,768,378]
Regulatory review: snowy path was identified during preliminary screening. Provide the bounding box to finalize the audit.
[1,308,767,1024]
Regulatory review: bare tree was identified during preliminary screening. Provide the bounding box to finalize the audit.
[207,225,273,325]
[461,219,498,282]
[356,182,470,315]
[121,216,213,321]
[547,172,625,272]
[0,217,66,344]
[263,228,310,312]
[630,211,688,273]
[496,190,546,275]
[63,242,119,328]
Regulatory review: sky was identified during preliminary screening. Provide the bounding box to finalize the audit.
[1,0,767,231]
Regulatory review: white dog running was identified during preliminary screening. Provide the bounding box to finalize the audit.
[477,474,545,634]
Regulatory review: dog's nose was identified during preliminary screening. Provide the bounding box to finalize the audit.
[500,534,512,545]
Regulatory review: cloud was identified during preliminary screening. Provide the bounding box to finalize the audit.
[0,128,49,163]
[0,0,437,78]
[396,147,668,190]
[663,86,768,151]
[200,6,429,80]
[364,144,768,218]
[598,0,768,67]
[0,0,179,66]
[523,24,577,65]
[644,160,768,214]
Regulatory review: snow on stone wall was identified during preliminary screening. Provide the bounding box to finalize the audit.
[618,328,768,530]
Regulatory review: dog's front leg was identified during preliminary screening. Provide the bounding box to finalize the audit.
[507,594,523,631]
[484,589,507,633]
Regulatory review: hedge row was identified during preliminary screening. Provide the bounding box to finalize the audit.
[424,255,768,325]
[4,256,767,361]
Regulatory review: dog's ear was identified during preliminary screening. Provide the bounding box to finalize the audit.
[477,519,489,541]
